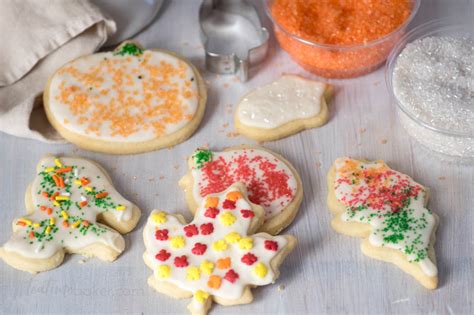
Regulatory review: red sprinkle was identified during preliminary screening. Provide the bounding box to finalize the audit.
[155,229,169,241]
[223,199,236,210]
[241,253,258,265]
[224,269,239,283]
[264,240,279,251]
[174,255,189,268]
[155,249,171,261]
[204,207,220,219]
[184,224,199,237]
[29,231,35,239]
[192,243,207,255]
[240,210,255,218]
[200,223,214,235]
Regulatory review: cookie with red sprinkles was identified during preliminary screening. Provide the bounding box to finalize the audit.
[327,157,439,289]
[179,145,303,235]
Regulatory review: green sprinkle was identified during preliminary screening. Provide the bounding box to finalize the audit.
[114,43,144,56]
[193,149,212,169]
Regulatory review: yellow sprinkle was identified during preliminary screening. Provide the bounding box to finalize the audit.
[219,211,236,226]
[194,290,209,304]
[156,265,171,278]
[50,218,56,225]
[55,196,69,201]
[224,232,241,244]
[186,266,201,281]
[45,226,52,234]
[20,218,32,226]
[45,167,55,173]
[238,237,253,250]
[61,211,69,220]
[212,240,228,252]
[32,223,40,228]
[74,180,82,185]
[71,220,81,229]
[116,205,126,211]
[53,201,60,207]
[200,260,214,275]
[54,158,63,167]
[85,187,94,192]
[170,236,185,249]
[151,211,167,225]
[253,262,268,278]
[205,196,219,208]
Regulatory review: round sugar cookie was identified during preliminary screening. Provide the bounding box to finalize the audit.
[179,145,303,235]
[44,42,207,154]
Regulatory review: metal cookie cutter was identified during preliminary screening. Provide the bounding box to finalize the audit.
[199,0,270,82]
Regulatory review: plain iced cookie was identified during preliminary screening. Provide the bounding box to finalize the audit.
[143,183,297,315]
[235,74,332,141]
[0,156,141,273]
[44,42,207,154]
[327,157,439,289]
[179,146,303,235]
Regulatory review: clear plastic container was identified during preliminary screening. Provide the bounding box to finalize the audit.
[264,0,420,79]
[386,20,474,162]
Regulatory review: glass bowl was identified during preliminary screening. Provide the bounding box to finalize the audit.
[264,0,420,79]
[386,19,474,162]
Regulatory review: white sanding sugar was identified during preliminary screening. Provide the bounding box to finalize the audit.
[393,36,473,134]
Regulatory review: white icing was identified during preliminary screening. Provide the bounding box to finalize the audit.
[334,157,438,277]
[3,157,133,259]
[237,75,326,129]
[143,184,289,306]
[48,50,199,142]
[190,149,298,220]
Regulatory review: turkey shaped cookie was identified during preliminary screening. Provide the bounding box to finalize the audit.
[44,42,207,154]
[0,156,141,273]
[327,157,439,289]
[143,183,296,315]
[179,146,303,235]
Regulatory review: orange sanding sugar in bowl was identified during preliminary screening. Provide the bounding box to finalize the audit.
[267,0,419,78]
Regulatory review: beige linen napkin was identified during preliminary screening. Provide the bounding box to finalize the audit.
[0,0,116,142]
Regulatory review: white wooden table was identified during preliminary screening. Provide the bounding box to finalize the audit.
[1,1,472,314]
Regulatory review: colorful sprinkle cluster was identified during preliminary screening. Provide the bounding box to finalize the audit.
[144,185,289,313]
[192,149,296,220]
[14,157,126,251]
[334,158,436,265]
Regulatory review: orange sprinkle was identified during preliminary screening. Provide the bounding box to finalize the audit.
[29,231,35,239]
[83,220,90,227]
[55,167,73,174]
[79,201,88,207]
[52,175,60,187]
[40,205,46,211]
[207,275,222,289]
[47,208,53,215]
[16,221,26,227]
[216,257,231,270]
[81,177,90,186]
[62,221,69,228]
[41,192,49,198]
[58,176,65,188]
[50,192,60,201]
[95,192,108,199]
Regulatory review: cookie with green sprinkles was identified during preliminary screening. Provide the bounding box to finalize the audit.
[0,156,141,274]
[327,157,439,289]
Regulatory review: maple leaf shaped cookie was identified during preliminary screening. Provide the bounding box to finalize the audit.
[0,156,141,273]
[327,157,439,289]
[143,183,297,315]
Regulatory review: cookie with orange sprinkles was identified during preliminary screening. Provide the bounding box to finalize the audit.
[44,41,207,154]
[143,182,296,315]
[0,156,141,273]
[327,157,439,289]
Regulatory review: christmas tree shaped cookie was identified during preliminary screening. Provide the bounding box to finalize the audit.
[327,157,439,289]
[143,183,296,315]
[0,156,141,273]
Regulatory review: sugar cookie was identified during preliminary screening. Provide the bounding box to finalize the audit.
[143,183,296,315]
[179,146,303,235]
[327,157,439,289]
[235,74,332,141]
[0,156,141,273]
[44,42,207,154]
